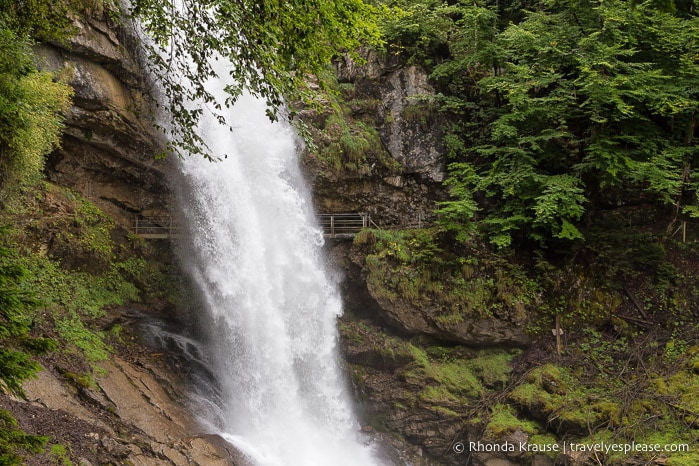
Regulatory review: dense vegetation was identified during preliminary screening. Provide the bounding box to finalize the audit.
[329,2,699,464]
[382,0,698,249]
[0,0,172,462]
[0,0,76,461]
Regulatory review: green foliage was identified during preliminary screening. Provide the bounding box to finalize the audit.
[0,18,73,195]
[305,71,400,174]
[130,0,385,159]
[0,233,55,394]
[318,114,381,173]
[0,410,48,465]
[0,0,75,41]
[2,188,143,366]
[16,252,140,366]
[1,72,73,190]
[55,317,110,364]
[45,193,118,267]
[0,6,74,454]
[0,0,83,195]
[385,0,699,248]
[0,234,54,462]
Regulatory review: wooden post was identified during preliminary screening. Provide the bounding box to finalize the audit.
[683,221,686,243]
[135,215,139,234]
[330,215,335,238]
[555,314,562,356]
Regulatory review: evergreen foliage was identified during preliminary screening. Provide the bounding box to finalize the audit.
[0,232,53,463]
[0,234,54,394]
[383,0,699,248]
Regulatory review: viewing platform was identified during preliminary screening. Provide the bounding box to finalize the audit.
[130,212,375,240]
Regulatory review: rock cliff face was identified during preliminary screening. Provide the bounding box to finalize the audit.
[37,16,171,228]
[302,49,448,228]
[11,335,247,465]
[334,49,446,184]
[304,52,532,340]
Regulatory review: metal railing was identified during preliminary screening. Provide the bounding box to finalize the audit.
[317,213,373,239]
[132,215,182,239]
[131,212,375,240]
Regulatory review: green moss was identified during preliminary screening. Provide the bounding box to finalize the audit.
[509,364,623,433]
[429,405,460,417]
[429,360,483,398]
[526,364,570,395]
[666,452,699,466]
[408,344,430,368]
[358,229,539,322]
[406,343,486,406]
[652,371,699,424]
[509,383,555,413]
[420,385,462,404]
[468,350,516,388]
[59,369,96,390]
[485,404,542,437]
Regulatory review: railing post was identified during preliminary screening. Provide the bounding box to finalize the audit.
[330,215,335,238]
[135,215,139,234]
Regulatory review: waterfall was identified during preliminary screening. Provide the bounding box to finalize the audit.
[168,58,380,466]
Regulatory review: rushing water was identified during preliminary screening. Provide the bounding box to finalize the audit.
[168,59,380,466]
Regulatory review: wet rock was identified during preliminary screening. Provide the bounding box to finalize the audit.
[303,50,447,230]
[335,50,446,183]
[35,15,170,230]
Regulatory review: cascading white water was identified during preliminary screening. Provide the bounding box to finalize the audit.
[170,59,381,466]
